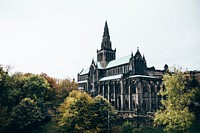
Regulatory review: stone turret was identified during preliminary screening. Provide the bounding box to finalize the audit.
[134,48,147,75]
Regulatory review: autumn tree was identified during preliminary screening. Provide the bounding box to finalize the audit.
[154,68,196,132]
[55,78,78,105]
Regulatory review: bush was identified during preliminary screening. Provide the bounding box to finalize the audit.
[121,121,134,133]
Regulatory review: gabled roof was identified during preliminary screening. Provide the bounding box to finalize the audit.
[79,55,131,75]
[106,55,131,69]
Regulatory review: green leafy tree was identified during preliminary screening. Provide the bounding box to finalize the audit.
[22,74,52,122]
[0,65,12,107]
[0,66,13,132]
[9,98,44,133]
[23,75,50,102]
[0,66,70,132]
[7,73,27,108]
[91,95,117,132]
[154,68,196,132]
[57,90,117,133]
[57,90,93,132]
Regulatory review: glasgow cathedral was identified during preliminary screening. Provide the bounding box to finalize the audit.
[77,21,168,115]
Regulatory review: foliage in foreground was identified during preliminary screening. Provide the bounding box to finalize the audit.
[120,121,134,133]
[0,65,78,132]
[112,121,164,133]
[154,68,196,132]
[9,98,44,133]
[57,90,117,133]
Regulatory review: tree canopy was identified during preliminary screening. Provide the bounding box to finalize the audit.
[154,69,196,132]
[0,65,78,132]
[9,98,44,133]
[57,90,117,133]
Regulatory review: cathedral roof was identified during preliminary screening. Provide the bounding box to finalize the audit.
[106,55,131,69]
[79,54,131,76]
[99,74,122,81]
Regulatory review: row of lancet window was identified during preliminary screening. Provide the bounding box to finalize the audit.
[106,52,114,61]
[106,65,130,76]
[79,75,88,81]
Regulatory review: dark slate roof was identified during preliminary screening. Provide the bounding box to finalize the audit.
[79,55,131,76]
[106,55,131,69]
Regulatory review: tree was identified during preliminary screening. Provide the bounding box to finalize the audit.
[7,73,27,109]
[154,68,196,132]
[40,73,57,102]
[0,65,12,107]
[55,78,78,105]
[9,98,44,133]
[23,75,50,102]
[0,66,13,132]
[57,90,93,132]
[91,95,117,132]
[57,90,117,133]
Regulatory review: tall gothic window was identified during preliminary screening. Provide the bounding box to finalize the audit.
[131,84,136,94]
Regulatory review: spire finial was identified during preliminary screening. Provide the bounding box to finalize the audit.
[135,47,142,57]
[137,47,139,51]
[103,21,109,37]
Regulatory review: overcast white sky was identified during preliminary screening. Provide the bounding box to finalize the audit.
[0,0,200,79]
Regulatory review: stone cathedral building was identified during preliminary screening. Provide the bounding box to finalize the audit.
[77,22,167,115]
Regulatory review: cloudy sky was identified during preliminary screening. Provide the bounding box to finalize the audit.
[0,0,199,79]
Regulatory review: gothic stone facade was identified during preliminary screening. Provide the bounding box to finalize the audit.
[77,22,166,115]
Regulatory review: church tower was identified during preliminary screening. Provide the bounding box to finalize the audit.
[97,21,116,68]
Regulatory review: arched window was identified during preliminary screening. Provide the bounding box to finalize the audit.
[131,84,136,93]
[151,85,155,93]
[118,96,121,110]
[137,82,142,94]
[132,100,135,109]
[125,100,128,110]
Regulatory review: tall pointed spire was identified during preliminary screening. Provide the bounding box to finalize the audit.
[97,21,116,66]
[101,21,112,50]
[103,21,110,37]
